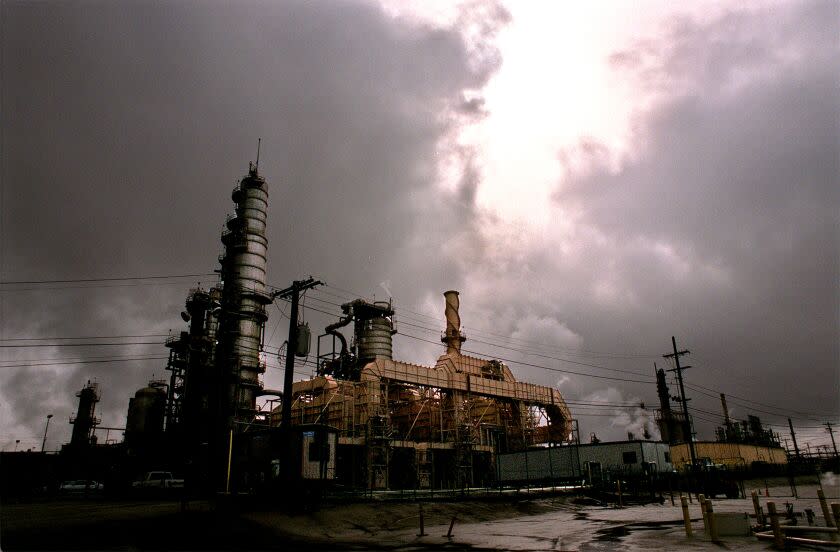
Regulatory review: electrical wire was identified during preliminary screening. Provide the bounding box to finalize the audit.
[295,300,657,384]
[296,298,840,430]
[0,342,164,348]
[0,334,169,341]
[0,273,217,285]
[313,286,661,360]
[0,357,168,369]
[684,383,828,424]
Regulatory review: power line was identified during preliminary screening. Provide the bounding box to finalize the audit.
[0,273,217,285]
[394,317,655,379]
[0,352,169,364]
[297,299,657,384]
[685,380,836,419]
[397,331,656,385]
[0,357,168,369]
[0,334,169,342]
[684,383,828,423]
[312,286,660,360]
[0,342,163,348]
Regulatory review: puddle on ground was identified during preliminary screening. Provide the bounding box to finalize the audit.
[595,525,630,542]
[583,519,684,551]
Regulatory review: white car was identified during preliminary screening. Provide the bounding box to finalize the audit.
[59,480,103,493]
[132,471,184,489]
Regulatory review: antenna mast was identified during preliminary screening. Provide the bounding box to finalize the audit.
[255,138,261,172]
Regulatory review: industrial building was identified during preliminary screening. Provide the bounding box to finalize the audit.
[3,158,834,508]
[654,363,787,471]
[276,291,574,489]
[669,441,787,470]
[106,161,575,493]
[498,440,673,484]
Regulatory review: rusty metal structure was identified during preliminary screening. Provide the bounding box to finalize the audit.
[138,161,577,493]
[654,367,689,444]
[279,291,573,489]
[155,163,272,491]
[164,286,221,436]
[69,380,101,447]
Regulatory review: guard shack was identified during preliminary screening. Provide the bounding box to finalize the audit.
[234,424,337,505]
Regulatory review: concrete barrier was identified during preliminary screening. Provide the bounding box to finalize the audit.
[713,512,751,537]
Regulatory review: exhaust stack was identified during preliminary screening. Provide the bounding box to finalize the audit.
[441,290,466,355]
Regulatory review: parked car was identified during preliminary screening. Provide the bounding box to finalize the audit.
[132,471,184,490]
[59,480,103,493]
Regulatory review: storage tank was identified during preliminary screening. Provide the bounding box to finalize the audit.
[355,301,394,363]
[126,382,166,438]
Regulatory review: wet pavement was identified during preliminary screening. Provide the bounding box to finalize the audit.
[3,480,838,551]
[382,489,839,551]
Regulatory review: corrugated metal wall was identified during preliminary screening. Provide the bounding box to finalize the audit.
[669,441,788,469]
[498,441,673,482]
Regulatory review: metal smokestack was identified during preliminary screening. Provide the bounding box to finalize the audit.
[656,367,671,413]
[720,393,732,431]
[441,290,466,355]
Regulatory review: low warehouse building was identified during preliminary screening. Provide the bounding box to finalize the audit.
[669,441,787,470]
[498,440,673,483]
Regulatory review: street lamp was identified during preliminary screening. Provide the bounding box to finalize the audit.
[41,414,53,452]
[14,439,20,452]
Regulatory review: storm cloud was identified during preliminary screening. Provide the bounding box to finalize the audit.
[451,1,838,440]
[1,0,505,449]
[1,0,837,450]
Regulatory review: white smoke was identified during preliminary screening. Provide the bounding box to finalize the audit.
[582,387,661,441]
[379,280,393,299]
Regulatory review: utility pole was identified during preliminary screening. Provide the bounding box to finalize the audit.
[273,277,322,428]
[825,422,838,458]
[664,336,696,468]
[788,418,800,460]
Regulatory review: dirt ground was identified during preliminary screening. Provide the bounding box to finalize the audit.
[245,491,840,551]
[2,477,838,551]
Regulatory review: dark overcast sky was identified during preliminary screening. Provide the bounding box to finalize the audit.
[1,0,837,452]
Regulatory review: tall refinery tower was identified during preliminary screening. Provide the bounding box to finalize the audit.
[216,160,271,436]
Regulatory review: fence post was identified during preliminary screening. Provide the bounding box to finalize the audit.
[417,503,426,537]
[669,475,675,506]
[698,494,707,534]
[688,475,693,504]
[617,479,623,508]
[767,501,784,549]
[752,490,765,527]
[447,516,457,539]
[818,489,834,528]
[680,495,692,538]
[706,499,718,542]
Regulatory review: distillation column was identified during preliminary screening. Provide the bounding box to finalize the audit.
[70,381,100,447]
[217,164,271,431]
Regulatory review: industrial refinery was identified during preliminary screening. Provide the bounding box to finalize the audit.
[108,161,577,494]
[2,161,829,496]
[2,160,838,552]
[0,161,574,497]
